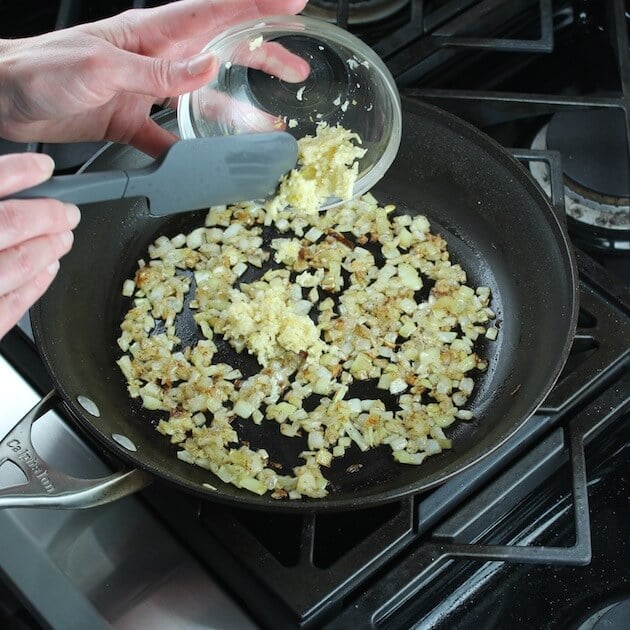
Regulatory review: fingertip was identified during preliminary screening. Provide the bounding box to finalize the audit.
[187,51,219,77]
[287,57,311,83]
[46,260,60,276]
[279,0,308,13]
[32,153,55,177]
[64,204,81,228]
[298,58,312,80]
[58,231,74,250]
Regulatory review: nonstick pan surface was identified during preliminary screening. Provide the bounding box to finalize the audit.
[31,98,578,511]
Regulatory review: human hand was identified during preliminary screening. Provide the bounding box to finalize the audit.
[0,154,80,338]
[0,0,309,157]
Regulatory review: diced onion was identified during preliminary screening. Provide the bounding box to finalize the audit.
[117,190,496,501]
[122,279,136,297]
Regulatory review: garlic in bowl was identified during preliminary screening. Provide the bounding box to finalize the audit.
[178,15,402,210]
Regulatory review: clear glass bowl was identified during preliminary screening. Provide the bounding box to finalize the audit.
[178,15,402,206]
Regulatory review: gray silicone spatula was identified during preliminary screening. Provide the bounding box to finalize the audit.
[4,133,298,216]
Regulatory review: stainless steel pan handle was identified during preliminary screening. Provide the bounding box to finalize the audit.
[0,391,151,509]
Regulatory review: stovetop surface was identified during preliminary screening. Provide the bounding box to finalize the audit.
[1,1,629,629]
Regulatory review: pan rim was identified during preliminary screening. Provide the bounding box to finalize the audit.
[31,100,579,512]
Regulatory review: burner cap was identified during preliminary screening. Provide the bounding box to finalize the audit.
[577,599,630,630]
[546,109,630,200]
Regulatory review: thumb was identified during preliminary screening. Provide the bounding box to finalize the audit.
[112,50,219,99]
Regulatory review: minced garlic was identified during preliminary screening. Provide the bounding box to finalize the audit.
[266,122,366,217]
[213,278,326,368]
[248,35,263,51]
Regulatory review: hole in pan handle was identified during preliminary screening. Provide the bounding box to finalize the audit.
[0,391,151,510]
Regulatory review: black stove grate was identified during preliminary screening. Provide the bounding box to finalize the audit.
[400,0,630,255]
[137,246,628,628]
[334,376,630,629]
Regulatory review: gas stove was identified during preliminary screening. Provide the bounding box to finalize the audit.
[0,1,629,629]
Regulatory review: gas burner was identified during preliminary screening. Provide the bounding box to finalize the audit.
[547,109,630,200]
[529,111,630,253]
[302,0,409,25]
[575,599,630,630]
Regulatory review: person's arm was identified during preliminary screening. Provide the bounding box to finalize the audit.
[0,0,308,157]
[0,0,308,338]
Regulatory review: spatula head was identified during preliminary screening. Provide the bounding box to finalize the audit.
[127,133,298,216]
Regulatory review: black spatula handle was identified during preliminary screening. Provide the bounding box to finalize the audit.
[3,171,130,205]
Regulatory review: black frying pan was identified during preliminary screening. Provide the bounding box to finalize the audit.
[28,97,578,512]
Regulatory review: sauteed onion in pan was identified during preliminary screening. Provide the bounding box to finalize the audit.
[116,125,497,499]
[117,194,496,499]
